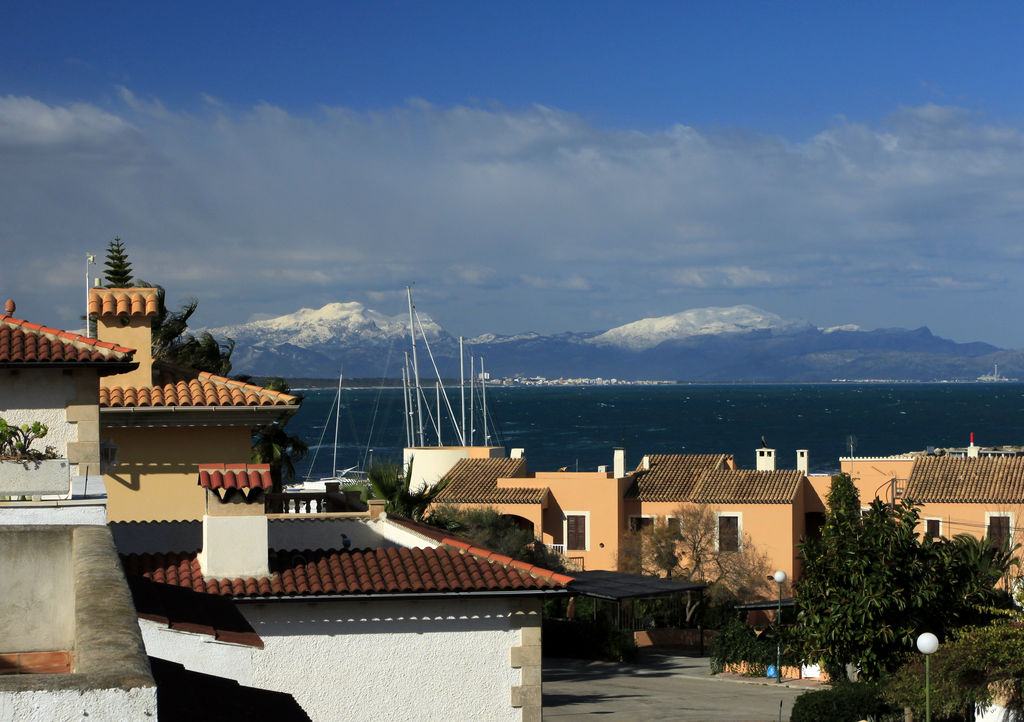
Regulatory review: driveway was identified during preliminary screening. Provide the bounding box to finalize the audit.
[543,650,814,721]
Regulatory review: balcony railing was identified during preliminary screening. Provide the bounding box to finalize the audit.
[265,490,365,515]
[546,544,585,571]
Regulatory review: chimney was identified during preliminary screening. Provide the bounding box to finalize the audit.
[756,448,776,471]
[641,455,651,471]
[796,449,809,474]
[196,464,270,579]
[613,448,625,478]
[510,448,525,459]
[91,287,160,390]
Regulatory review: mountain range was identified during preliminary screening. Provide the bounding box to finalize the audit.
[204,303,1021,382]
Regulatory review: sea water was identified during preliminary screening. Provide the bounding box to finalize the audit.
[287,383,1024,479]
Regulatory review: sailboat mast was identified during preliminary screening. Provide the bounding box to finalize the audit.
[481,357,489,445]
[402,356,412,447]
[407,286,425,447]
[469,356,475,446]
[332,369,342,476]
[459,336,465,446]
[436,382,442,446]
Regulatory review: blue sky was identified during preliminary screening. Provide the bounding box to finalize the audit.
[4,2,1024,346]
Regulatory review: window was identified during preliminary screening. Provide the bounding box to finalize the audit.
[987,514,1012,551]
[925,518,941,540]
[666,516,681,533]
[629,516,654,532]
[565,514,588,551]
[716,513,740,552]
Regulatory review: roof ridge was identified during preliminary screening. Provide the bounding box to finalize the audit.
[1,314,136,356]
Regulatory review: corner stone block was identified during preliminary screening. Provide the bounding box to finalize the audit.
[510,685,541,710]
[520,625,542,647]
[510,645,542,669]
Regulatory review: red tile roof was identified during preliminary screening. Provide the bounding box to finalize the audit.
[0,314,135,365]
[905,456,1024,503]
[101,367,298,408]
[198,464,273,497]
[88,288,160,317]
[626,454,733,501]
[690,469,804,504]
[433,457,545,504]
[121,545,571,598]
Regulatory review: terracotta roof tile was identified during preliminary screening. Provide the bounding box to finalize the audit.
[905,457,1024,503]
[433,457,545,504]
[121,546,569,598]
[101,367,298,408]
[0,315,135,365]
[690,469,804,504]
[88,288,160,317]
[198,464,273,496]
[626,454,732,501]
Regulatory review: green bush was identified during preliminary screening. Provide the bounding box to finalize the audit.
[710,618,797,676]
[790,681,899,722]
[543,619,637,663]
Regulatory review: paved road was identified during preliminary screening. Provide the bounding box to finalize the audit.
[543,651,812,721]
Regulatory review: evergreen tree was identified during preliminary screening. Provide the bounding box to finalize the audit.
[103,237,134,287]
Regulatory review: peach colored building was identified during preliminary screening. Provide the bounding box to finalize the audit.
[434,447,819,582]
[844,454,1024,550]
[89,288,300,522]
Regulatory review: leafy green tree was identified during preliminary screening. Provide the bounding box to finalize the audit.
[103,237,134,287]
[795,473,1016,682]
[250,377,307,494]
[884,615,1024,719]
[367,462,447,521]
[427,505,564,569]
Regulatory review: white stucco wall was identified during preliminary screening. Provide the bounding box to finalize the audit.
[138,618,256,685]
[0,686,156,721]
[241,597,524,721]
[404,447,473,491]
[1,371,78,460]
[0,503,106,526]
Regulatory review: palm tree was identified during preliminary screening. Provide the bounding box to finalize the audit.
[367,461,446,521]
[250,377,308,493]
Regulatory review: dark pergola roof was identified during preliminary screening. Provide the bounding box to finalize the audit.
[735,597,795,611]
[566,570,706,602]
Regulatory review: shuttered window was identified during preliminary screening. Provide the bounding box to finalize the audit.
[566,515,587,551]
[989,515,1010,551]
[718,515,739,552]
[629,516,654,532]
[925,519,941,540]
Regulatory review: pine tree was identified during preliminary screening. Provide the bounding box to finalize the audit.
[103,237,134,288]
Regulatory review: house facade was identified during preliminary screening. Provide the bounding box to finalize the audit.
[88,288,300,522]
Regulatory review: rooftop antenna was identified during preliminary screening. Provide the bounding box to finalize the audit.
[846,434,857,457]
[85,253,96,336]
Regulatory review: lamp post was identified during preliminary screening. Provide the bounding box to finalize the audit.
[917,632,939,722]
[773,570,787,684]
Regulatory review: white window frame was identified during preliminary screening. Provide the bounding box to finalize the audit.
[985,511,1015,547]
[563,511,591,552]
[714,511,742,552]
[923,517,943,539]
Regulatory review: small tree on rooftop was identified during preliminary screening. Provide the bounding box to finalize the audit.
[103,237,134,287]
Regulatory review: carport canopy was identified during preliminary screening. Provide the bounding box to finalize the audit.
[565,570,706,601]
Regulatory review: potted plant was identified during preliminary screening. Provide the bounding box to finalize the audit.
[0,418,69,495]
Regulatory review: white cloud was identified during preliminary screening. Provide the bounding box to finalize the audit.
[4,93,1024,344]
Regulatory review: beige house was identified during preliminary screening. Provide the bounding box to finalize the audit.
[88,288,300,522]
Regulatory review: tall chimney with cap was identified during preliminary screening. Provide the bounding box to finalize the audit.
[90,287,160,389]
[796,450,809,474]
[196,463,271,579]
[756,448,776,471]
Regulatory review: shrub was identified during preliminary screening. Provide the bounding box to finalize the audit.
[710,618,797,676]
[790,681,899,722]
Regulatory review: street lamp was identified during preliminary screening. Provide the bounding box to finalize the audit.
[773,570,787,684]
[916,632,939,722]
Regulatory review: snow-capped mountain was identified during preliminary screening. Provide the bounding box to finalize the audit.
[207,301,445,349]
[588,305,815,351]
[201,301,1009,381]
